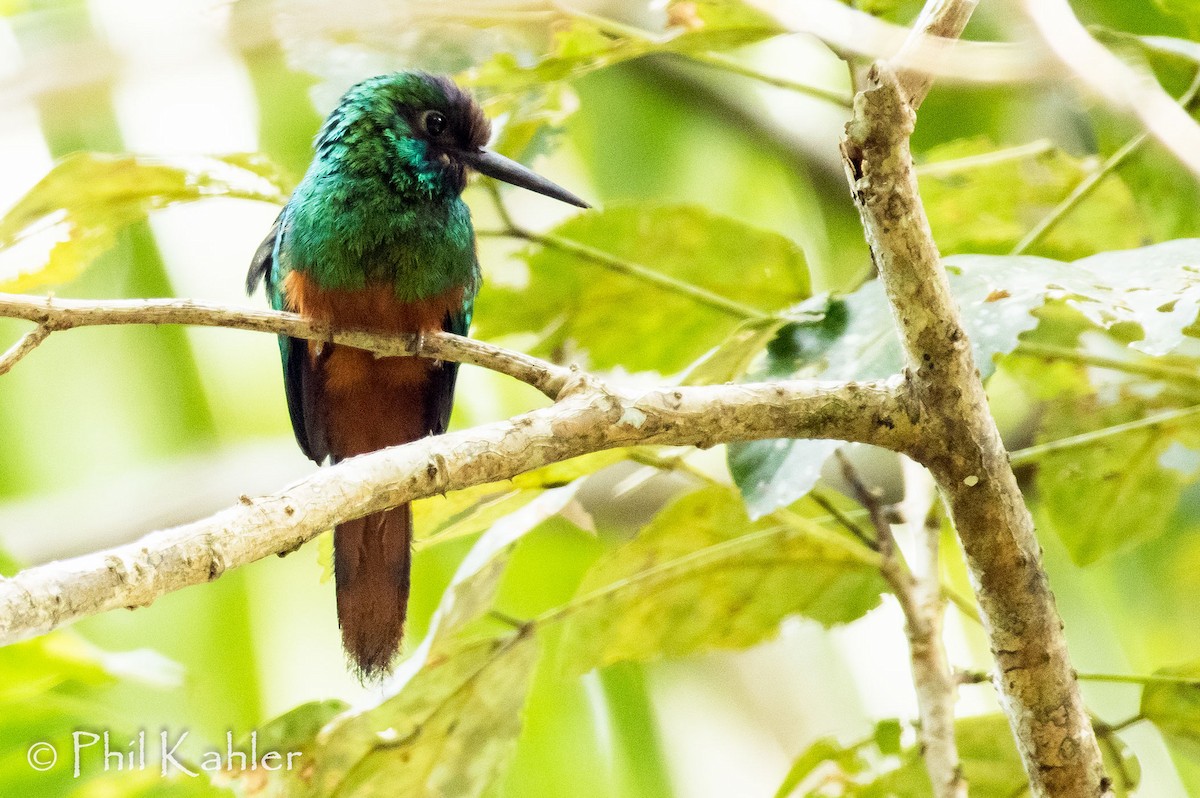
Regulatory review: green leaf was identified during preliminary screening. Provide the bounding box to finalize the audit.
[414,484,538,547]
[511,449,630,489]
[412,450,623,550]
[774,736,868,798]
[475,205,809,373]
[0,546,19,577]
[477,82,580,162]
[463,6,781,99]
[681,316,792,385]
[0,152,288,292]
[1141,661,1200,790]
[664,0,786,49]
[733,239,1200,516]
[863,715,1027,798]
[0,633,182,796]
[949,240,1200,356]
[730,436,844,521]
[0,635,115,702]
[464,22,644,95]
[430,484,584,642]
[851,713,1138,797]
[245,699,349,757]
[1151,0,1200,35]
[1088,31,1200,243]
[920,137,1148,259]
[291,633,540,798]
[771,715,1134,798]
[874,718,903,756]
[220,701,351,798]
[730,262,1044,515]
[68,772,233,797]
[1035,397,1197,565]
[255,489,574,798]
[557,486,885,672]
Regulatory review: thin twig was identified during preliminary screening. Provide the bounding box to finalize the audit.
[1011,65,1200,255]
[482,226,771,320]
[1078,672,1200,686]
[835,451,915,608]
[1009,404,1200,467]
[890,0,980,109]
[1012,341,1200,389]
[0,324,50,376]
[746,0,1053,86]
[0,292,571,399]
[1103,714,1145,734]
[808,486,878,551]
[836,451,965,798]
[479,185,773,320]
[680,51,854,108]
[915,139,1055,177]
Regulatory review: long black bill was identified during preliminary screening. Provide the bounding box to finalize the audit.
[459,148,590,209]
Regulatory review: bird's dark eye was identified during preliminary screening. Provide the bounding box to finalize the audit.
[422,110,447,138]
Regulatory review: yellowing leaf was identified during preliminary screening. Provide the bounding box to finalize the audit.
[1035,397,1196,565]
[413,451,625,550]
[1141,662,1200,764]
[920,137,1148,260]
[0,152,289,292]
[286,633,539,798]
[558,486,884,672]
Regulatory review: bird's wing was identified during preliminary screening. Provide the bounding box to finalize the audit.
[425,289,473,436]
[247,208,331,464]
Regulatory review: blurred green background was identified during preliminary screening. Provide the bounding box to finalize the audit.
[2,0,1200,796]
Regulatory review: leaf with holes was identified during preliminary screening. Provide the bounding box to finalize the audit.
[733,240,1200,516]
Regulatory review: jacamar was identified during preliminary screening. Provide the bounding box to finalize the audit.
[246,72,588,678]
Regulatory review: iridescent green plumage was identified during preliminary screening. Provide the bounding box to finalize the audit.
[246,71,587,678]
[247,73,487,465]
[275,74,482,299]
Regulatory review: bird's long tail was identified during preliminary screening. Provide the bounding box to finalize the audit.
[334,503,412,679]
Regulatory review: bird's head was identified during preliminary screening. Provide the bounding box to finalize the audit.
[326,71,589,208]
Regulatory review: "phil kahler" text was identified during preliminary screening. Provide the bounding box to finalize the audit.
[72,731,302,777]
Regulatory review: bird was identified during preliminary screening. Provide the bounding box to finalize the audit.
[246,71,588,679]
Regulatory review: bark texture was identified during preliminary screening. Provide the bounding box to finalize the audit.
[841,65,1109,798]
[0,372,914,646]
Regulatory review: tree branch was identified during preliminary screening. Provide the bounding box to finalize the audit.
[0,292,571,399]
[840,53,1109,798]
[746,0,1054,86]
[1011,65,1200,256]
[837,452,966,798]
[890,0,979,108]
[0,323,50,376]
[0,352,915,646]
[1021,0,1200,181]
